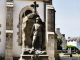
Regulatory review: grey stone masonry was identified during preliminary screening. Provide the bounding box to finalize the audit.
[0,31,1,35]
[46,5,57,60]
[48,9,55,32]
[0,24,1,27]
[6,8,13,30]
[17,22,22,46]
[5,0,13,60]
[0,39,1,42]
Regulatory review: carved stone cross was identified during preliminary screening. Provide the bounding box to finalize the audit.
[31,1,39,13]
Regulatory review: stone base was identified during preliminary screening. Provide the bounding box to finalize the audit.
[5,57,13,60]
[19,54,49,60]
[48,57,55,60]
[19,55,31,60]
[39,55,49,60]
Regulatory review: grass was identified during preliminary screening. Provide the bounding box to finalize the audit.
[0,56,3,60]
[59,53,80,57]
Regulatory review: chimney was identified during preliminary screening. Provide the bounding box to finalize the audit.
[68,37,71,39]
[56,28,60,32]
[62,34,65,37]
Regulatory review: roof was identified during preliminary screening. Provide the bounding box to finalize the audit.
[55,31,66,40]
[67,37,78,41]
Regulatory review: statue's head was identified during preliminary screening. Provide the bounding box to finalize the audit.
[36,17,42,24]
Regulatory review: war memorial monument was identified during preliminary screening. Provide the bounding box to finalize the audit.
[18,1,57,60]
[4,0,57,60]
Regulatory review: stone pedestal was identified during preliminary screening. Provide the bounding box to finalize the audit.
[47,33,57,60]
[19,2,57,60]
[5,57,13,60]
[19,55,31,60]
[19,55,49,60]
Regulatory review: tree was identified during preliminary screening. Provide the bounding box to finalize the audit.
[57,38,63,50]
[57,53,61,60]
[65,45,79,50]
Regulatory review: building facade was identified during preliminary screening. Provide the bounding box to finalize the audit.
[55,28,67,50]
[67,36,80,50]
[0,0,58,60]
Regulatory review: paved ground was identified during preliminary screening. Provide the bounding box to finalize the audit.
[59,53,80,60]
[59,53,80,57]
[60,57,80,60]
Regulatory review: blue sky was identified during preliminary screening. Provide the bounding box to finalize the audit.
[52,0,80,39]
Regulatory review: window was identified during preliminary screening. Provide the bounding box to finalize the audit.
[71,40,73,42]
[22,10,32,18]
[25,10,32,16]
[74,40,76,42]
[68,40,70,42]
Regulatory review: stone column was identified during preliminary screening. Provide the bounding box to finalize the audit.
[46,5,57,60]
[5,0,13,60]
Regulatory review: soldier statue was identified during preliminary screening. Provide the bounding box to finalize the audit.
[31,17,43,50]
[22,1,46,54]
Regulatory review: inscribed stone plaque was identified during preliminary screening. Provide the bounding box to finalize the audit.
[48,34,55,50]
[6,8,13,30]
[48,43,54,50]
[48,9,55,32]
[6,33,13,49]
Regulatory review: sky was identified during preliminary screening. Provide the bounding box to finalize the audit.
[52,0,80,39]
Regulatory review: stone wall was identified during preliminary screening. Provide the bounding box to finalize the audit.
[60,57,80,60]
[0,0,6,57]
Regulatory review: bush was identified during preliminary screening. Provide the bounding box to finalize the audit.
[0,56,3,60]
[65,45,79,50]
[57,53,61,60]
[57,45,62,50]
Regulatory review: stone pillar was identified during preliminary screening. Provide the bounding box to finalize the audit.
[46,5,57,60]
[5,0,13,60]
[68,48,71,53]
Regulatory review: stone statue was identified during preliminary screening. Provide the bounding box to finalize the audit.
[22,1,46,54]
[31,17,43,50]
[29,17,46,54]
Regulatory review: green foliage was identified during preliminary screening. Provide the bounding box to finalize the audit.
[57,53,61,60]
[57,38,63,50]
[0,56,3,60]
[65,45,79,50]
